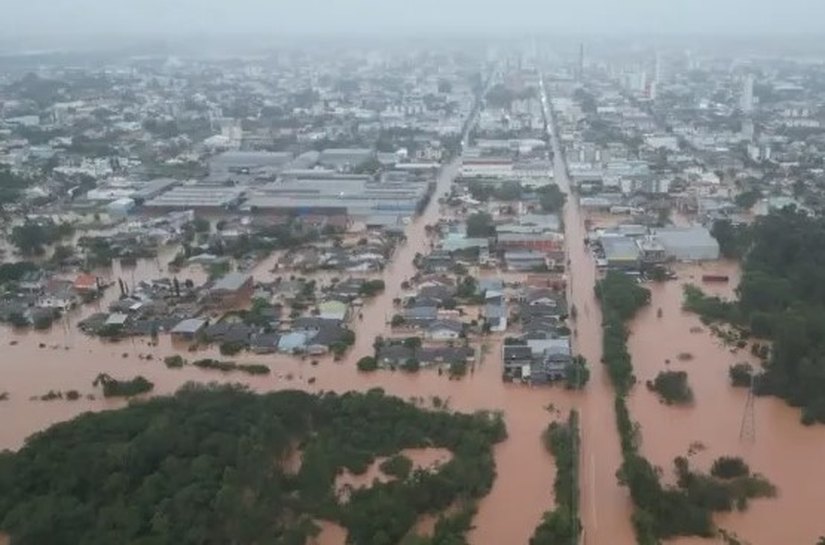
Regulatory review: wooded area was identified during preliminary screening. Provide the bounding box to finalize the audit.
[0,385,506,545]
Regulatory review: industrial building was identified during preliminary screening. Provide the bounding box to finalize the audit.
[653,226,720,261]
[144,186,245,212]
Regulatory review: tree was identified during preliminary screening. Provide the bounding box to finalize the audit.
[734,189,761,210]
[537,185,567,213]
[403,337,422,350]
[466,212,495,237]
[391,314,405,327]
[401,358,420,373]
[11,221,72,256]
[710,457,750,479]
[564,356,590,389]
[711,219,751,259]
[728,363,753,387]
[357,356,378,372]
[379,454,413,479]
[647,371,693,405]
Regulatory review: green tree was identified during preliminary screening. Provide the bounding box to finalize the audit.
[466,212,495,237]
[564,356,590,389]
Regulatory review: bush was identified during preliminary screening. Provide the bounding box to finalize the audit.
[357,356,378,372]
[219,341,244,356]
[360,279,386,297]
[65,390,81,401]
[93,374,153,398]
[728,363,753,387]
[648,371,693,405]
[710,457,750,479]
[164,355,186,368]
[236,363,270,375]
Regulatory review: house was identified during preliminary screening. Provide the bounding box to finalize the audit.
[73,273,100,294]
[278,331,310,353]
[207,272,254,308]
[504,250,547,272]
[105,313,130,328]
[18,270,47,293]
[203,322,254,344]
[522,289,568,319]
[318,300,349,321]
[503,344,533,375]
[250,332,280,354]
[170,318,208,339]
[38,280,78,311]
[417,285,456,307]
[417,274,456,289]
[478,278,504,296]
[425,320,463,340]
[483,301,508,332]
[403,306,439,327]
[378,344,475,368]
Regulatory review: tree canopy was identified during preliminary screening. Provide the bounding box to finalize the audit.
[0,385,506,545]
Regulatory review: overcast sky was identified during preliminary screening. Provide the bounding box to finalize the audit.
[1,0,824,37]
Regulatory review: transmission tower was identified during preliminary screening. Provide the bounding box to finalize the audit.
[739,380,756,442]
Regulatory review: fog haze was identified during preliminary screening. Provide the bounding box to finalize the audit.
[2,0,824,37]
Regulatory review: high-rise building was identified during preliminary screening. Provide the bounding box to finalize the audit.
[577,43,584,81]
[741,74,755,113]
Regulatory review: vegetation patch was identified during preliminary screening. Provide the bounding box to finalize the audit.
[0,385,506,545]
[647,371,694,405]
[92,373,153,398]
[691,210,825,424]
[530,411,581,545]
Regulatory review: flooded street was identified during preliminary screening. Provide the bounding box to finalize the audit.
[628,263,825,545]
[0,158,576,545]
[545,97,637,545]
[542,83,825,543]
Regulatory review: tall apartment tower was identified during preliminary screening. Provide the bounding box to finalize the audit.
[741,74,755,113]
[577,43,584,81]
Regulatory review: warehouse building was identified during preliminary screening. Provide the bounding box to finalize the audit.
[654,226,720,261]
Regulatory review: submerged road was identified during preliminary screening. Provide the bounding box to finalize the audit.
[540,76,637,545]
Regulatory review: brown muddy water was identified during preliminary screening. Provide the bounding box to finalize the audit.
[627,261,825,545]
[334,447,453,502]
[0,160,575,545]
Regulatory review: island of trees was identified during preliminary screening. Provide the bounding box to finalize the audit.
[0,385,506,545]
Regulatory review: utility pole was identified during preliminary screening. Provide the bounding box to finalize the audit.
[739,379,756,442]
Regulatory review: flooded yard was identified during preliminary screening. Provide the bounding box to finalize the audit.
[0,159,574,545]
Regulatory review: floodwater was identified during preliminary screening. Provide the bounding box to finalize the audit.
[627,262,825,545]
[547,112,637,545]
[334,447,452,501]
[0,159,575,545]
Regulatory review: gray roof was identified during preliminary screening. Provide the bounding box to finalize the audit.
[428,320,463,333]
[212,272,251,292]
[484,303,508,319]
[171,318,207,334]
[404,306,438,319]
[601,236,641,261]
[145,186,244,208]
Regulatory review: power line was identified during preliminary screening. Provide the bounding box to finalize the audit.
[739,378,756,442]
